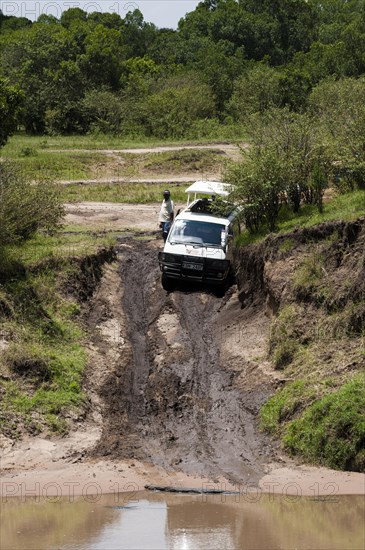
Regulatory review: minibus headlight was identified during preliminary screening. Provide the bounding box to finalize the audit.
[162,253,179,263]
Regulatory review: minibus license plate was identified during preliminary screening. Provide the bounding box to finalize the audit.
[183,262,203,271]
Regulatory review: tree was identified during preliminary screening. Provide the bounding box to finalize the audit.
[60,8,87,29]
[226,108,332,233]
[0,78,23,147]
[249,108,331,211]
[122,9,157,58]
[120,56,161,97]
[226,147,286,232]
[179,0,318,64]
[79,24,125,90]
[277,66,311,111]
[82,89,124,134]
[228,63,282,121]
[87,11,123,30]
[308,76,365,189]
[1,0,364,139]
[1,22,75,133]
[0,12,32,32]
[140,73,216,138]
[148,29,186,66]
[44,60,87,134]
[192,39,246,111]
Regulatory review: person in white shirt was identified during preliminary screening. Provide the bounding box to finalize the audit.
[158,190,174,241]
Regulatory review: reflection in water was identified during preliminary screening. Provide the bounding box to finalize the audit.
[1,492,364,550]
[87,501,167,550]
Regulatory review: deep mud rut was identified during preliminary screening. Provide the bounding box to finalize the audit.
[91,237,277,486]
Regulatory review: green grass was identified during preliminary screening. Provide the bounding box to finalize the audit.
[284,375,365,471]
[5,232,116,266]
[260,373,365,471]
[1,148,107,181]
[62,182,189,204]
[1,134,178,153]
[278,190,365,230]
[236,190,365,247]
[2,136,229,184]
[0,273,87,436]
[260,380,319,435]
[1,339,86,436]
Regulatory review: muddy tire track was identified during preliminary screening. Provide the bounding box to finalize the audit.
[93,239,274,485]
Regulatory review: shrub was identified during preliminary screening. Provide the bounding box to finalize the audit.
[0,162,64,248]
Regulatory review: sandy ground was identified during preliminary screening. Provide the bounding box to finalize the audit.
[64,202,162,231]
[0,434,227,499]
[1,434,364,497]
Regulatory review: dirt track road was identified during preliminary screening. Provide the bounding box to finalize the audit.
[64,202,162,231]
[90,238,276,485]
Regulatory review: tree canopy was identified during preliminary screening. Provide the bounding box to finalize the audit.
[0,2,364,138]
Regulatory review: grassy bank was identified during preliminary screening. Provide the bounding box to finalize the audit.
[0,231,116,437]
[261,374,365,471]
[256,220,365,471]
[236,190,365,247]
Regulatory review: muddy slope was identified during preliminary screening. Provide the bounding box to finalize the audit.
[91,239,276,485]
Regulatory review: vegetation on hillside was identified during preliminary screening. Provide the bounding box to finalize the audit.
[0,109,112,437]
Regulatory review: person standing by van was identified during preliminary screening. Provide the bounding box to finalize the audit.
[159,190,174,241]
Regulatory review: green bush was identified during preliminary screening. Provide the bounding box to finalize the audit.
[82,89,124,135]
[0,162,64,248]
